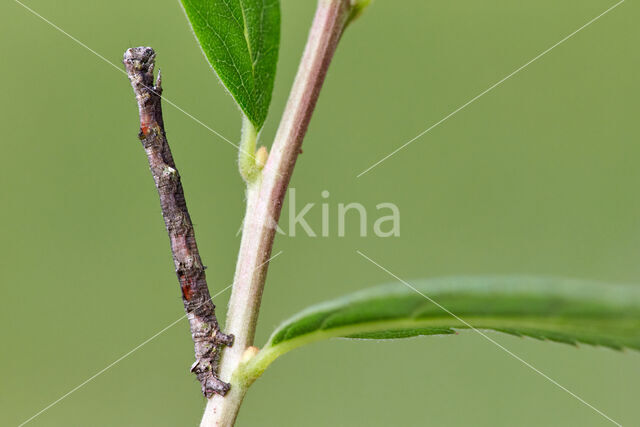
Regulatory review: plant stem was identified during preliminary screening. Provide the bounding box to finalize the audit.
[123,47,233,397]
[201,1,354,425]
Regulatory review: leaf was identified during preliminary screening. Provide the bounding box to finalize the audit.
[238,277,640,383]
[180,0,280,130]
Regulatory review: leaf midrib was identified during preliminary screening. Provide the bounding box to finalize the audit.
[191,3,252,98]
[238,0,256,81]
[270,315,639,347]
[238,314,638,384]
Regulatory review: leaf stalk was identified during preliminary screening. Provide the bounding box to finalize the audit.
[238,117,261,183]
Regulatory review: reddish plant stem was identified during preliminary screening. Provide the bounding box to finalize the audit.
[203,1,354,425]
[123,47,233,397]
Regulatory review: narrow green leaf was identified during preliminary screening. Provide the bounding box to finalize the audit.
[180,0,280,130]
[239,277,640,384]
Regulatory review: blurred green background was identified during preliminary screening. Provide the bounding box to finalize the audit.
[1,0,639,425]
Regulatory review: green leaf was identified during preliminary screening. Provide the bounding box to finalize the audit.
[238,277,640,384]
[180,0,280,130]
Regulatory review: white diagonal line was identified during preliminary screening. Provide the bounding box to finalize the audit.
[15,312,192,427]
[356,250,622,426]
[11,0,241,153]
[17,251,283,426]
[356,0,625,178]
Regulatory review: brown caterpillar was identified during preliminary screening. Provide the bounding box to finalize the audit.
[123,47,233,397]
